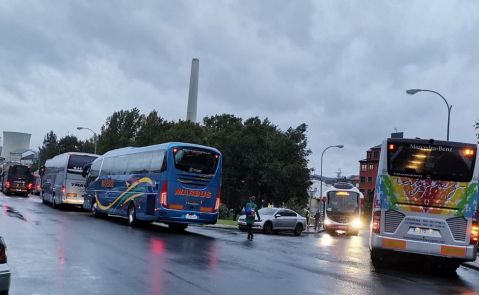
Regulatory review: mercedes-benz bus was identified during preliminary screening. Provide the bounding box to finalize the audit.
[41,152,99,208]
[82,142,222,231]
[323,182,364,235]
[370,138,478,271]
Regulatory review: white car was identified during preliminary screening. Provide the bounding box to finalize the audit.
[0,237,10,295]
[237,207,307,236]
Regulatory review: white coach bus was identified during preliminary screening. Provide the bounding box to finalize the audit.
[41,152,98,208]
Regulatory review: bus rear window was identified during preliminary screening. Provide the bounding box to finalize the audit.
[68,155,98,174]
[173,148,219,175]
[387,142,476,182]
[10,165,31,178]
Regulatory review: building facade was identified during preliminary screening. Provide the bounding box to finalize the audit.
[358,144,381,201]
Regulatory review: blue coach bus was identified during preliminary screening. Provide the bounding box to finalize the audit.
[82,142,222,231]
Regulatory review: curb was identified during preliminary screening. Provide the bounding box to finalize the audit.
[462,262,479,271]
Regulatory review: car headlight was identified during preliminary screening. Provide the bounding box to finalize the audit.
[352,218,362,229]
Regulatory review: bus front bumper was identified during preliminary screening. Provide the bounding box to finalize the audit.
[370,233,477,261]
[62,198,84,205]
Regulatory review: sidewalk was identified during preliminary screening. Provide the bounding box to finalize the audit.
[463,258,479,271]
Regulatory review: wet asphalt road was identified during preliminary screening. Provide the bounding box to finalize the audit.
[2,194,479,295]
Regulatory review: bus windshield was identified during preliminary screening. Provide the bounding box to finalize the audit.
[327,191,359,214]
[387,142,476,182]
[174,148,219,175]
[68,155,98,174]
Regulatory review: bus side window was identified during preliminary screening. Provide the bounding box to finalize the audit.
[150,150,166,173]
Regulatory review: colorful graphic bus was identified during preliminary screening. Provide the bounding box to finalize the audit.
[323,182,364,235]
[82,142,222,231]
[370,138,478,271]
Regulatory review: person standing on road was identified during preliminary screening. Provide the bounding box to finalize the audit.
[305,208,311,232]
[245,196,260,241]
[314,210,321,232]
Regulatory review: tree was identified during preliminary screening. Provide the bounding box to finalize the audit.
[97,108,144,154]
[135,110,171,146]
[475,120,479,143]
[38,131,59,165]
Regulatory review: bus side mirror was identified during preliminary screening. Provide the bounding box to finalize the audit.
[39,166,45,176]
[82,163,92,178]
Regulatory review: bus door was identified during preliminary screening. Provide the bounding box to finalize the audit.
[169,147,221,214]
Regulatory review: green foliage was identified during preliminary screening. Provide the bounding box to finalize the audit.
[38,110,312,210]
[37,131,96,166]
[285,198,308,216]
[97,108,143,154]
[218,203,230,219]
[475,120,479,143]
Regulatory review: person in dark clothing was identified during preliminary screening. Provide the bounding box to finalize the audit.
[305,208,311,231]
[245,196,261,240]
[314,210,321,232]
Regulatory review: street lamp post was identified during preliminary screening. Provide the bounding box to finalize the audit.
[77,127,98,154]
[406,89,452,141]
[319,145,344,218]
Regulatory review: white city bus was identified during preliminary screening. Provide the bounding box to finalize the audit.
[370,138,478,271]
[41,152,98,208]
[323,182,364,235]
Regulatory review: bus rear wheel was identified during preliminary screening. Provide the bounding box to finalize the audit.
[370,249,384,268]
[127,203,137,226]
[169,223,188,232]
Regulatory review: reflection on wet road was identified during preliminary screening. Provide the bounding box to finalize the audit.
[1,193,479,295]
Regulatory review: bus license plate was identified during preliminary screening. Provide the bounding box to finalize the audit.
[185,214,198,220]
[407,227,441,238]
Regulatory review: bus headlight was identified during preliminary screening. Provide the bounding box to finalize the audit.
[352,218,362,229]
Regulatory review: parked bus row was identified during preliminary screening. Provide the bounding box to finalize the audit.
[37,142,222,231]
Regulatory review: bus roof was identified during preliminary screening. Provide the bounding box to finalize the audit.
[385,137,478,148]
[324,182,363,198]
[102,142,221,158]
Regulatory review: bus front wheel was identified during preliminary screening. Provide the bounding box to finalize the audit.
[127,203,137,226]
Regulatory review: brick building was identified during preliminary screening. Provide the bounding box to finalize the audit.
[358,144,381,201]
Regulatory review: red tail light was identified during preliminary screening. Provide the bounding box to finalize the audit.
[61,185,66,194]
[214,187,221,211]
[5,181,10,189]
[372,210,381,234]
[471,222,479,245]
[36,184,41,191]
[28,183,33,190]
[160,182,168,208]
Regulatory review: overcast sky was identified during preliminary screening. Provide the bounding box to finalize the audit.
[1,1,478,177]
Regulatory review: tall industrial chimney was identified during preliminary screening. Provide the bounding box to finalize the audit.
[186,58,199,122]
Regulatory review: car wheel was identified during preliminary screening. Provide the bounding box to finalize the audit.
[294,223,303,236]
[0,289,9,295]
[127,202,137,226]
[263,221,273,234]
